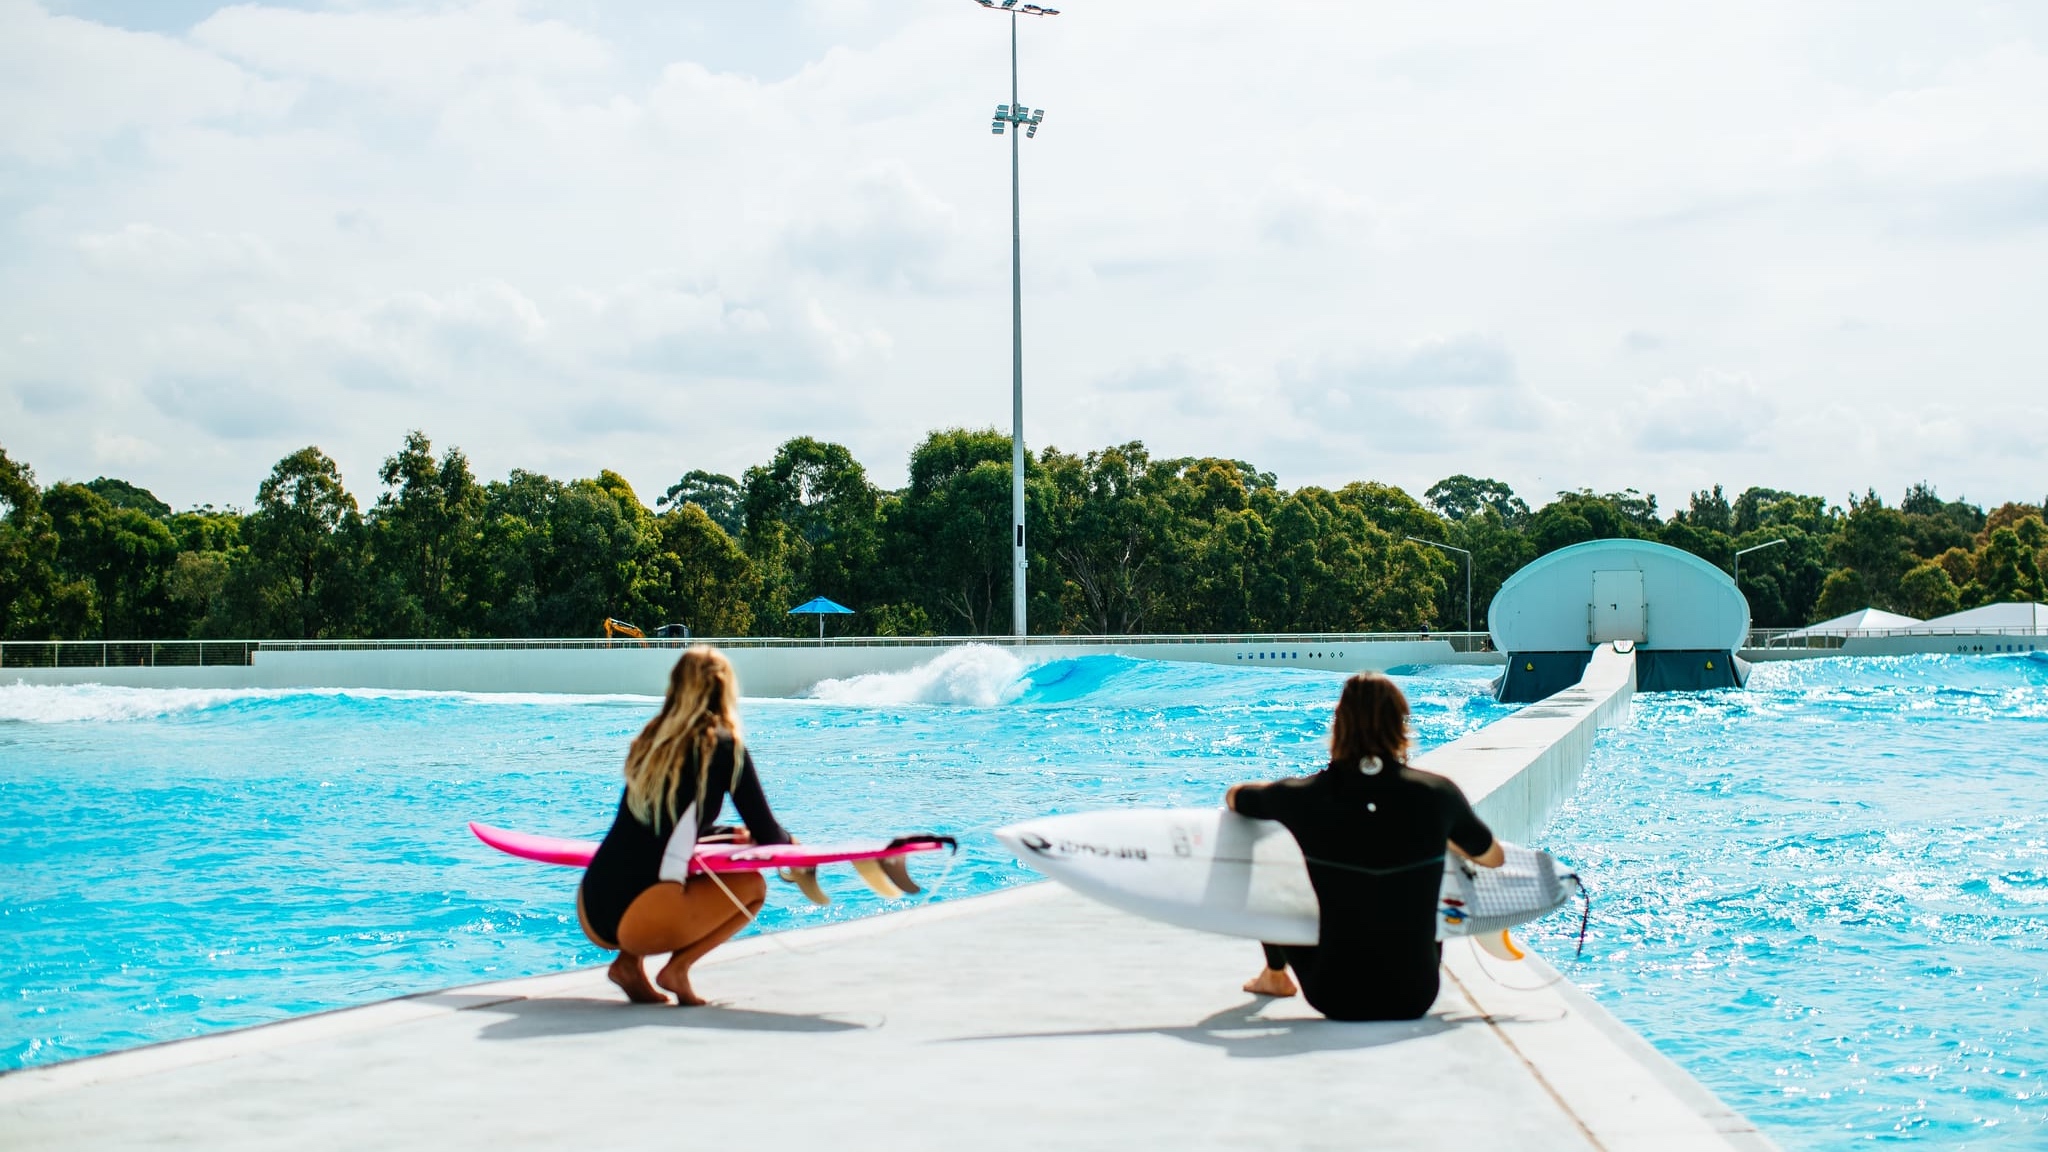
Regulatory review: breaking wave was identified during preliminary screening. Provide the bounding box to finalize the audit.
[804,644,1030,707]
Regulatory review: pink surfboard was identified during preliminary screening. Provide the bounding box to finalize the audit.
[467,822,954,874]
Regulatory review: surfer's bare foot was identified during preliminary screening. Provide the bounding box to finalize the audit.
[609,954,668,1004]
[1243,967,1298,997]
[654,956,708,1007]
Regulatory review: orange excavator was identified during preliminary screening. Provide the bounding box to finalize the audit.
[603,619,691,643]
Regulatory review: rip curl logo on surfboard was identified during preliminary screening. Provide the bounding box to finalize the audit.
[1015,832,1148,862]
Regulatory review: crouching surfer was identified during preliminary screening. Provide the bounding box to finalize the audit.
[1225,671,1504,1021]
[576,645,793,1006]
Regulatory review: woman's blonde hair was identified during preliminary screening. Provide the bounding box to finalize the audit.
[624,646,744,830]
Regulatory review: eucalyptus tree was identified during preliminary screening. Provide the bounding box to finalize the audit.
[236,447,364,639]
[741,437,882,634]
[368,432,484,637]
[43,482,179,639]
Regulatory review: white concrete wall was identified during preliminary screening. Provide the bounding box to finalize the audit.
[2,637,1503,698]
[1416,643,1637,843]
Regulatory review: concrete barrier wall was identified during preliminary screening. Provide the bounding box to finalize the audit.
[1415,643,1636,843]
[2,637,1501,698]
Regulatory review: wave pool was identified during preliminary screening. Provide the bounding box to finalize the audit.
[3,647,2044,1148]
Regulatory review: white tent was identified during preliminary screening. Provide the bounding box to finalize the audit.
[1785,607,1921,638]
[1909,602,2048,634]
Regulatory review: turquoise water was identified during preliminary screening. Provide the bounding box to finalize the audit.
[3,649,2044,1148]
[1529,653,2048,1147]
[0,649,1507,1069]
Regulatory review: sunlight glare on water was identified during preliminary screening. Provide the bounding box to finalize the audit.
[1525,652,2048,1149]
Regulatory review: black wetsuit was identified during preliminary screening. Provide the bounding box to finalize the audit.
[1233,760,1495,1021]
[578,735,790,948]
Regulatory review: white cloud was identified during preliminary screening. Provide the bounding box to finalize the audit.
[0,0,292,163]
[4,0,2048,514]
[190,1,612,104]
[77,223,282,279]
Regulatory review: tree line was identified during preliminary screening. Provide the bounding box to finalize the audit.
[1,432,2043,642]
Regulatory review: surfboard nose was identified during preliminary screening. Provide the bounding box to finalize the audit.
[992,823,1050,864]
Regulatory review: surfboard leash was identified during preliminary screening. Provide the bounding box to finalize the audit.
[1572,882,1591,960]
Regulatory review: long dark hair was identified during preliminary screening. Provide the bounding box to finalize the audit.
[1329,672,1410,769]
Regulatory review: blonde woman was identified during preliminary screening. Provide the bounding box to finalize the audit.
[577,646,792,1006]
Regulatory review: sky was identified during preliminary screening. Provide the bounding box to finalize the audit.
[2,0,2045,515]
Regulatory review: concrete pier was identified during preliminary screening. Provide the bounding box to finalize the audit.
[0,885,1771,1151]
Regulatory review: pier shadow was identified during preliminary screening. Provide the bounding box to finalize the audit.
[415,992,873,1042]
[950,998,1495,1059]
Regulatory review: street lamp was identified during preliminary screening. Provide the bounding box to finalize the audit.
[1733,538,1787,599]
[1406,536,1473,634]
[977,0,1058,639]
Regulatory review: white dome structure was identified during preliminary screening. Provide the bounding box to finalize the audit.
[1488,538,1750,702]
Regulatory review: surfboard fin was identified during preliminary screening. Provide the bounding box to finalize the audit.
[851,858,906,900]
[876,855,922,895]
[779,867,831,906]
[1476,930,1526,962]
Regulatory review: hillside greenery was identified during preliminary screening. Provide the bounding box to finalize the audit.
[2,433,2043,642]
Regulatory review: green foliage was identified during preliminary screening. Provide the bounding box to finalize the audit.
[368,432,483,637]
[884,428,1014,635]
[642,503,759,636]
[1732,488,1834,536]
[1676,485,1732,534]
[83,477,172,519]
[0,446,67,639]
[1826,492,1915,613]
[1424,475,1529,527]
[235,446,365,639]
[1528,489,1659,555]
[742,438,881,635]
[1034,442,1173,633]
[1899,561,1961,619]
[44,482,180,639]
[4,436,2043,644]
[1966,521,2047,605]
[659,471,744,537]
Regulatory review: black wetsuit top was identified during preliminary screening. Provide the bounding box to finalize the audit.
[578,735,789,947]
[1233,760,1495,1021]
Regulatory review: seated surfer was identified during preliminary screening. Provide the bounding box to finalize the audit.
[576,645,792,1006]
[1226,671,1504,1021]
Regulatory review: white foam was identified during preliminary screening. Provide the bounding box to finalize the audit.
[0,683,660,723]
[805,644,1028,707]
[0,683,267,724]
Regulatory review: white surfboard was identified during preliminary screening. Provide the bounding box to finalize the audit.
[993,808,1582,952]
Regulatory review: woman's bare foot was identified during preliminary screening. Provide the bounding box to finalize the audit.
[654,955,708,1007]
[1243,967,1298,997]
[608,954,669,1004]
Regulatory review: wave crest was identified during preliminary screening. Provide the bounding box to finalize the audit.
[806,644,1029,707]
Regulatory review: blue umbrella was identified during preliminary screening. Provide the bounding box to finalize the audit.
[786,596,854,640]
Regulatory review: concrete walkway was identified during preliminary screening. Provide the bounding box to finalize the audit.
[0,885,1771,1152]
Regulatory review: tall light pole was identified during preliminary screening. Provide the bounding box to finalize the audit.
[1406,536,1473,633]
[978,0,1057,639]
[1733,538,1787,598]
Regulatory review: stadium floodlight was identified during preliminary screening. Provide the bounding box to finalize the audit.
[974,0,1059,639]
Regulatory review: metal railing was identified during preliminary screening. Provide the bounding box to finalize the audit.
[0,641,259,669]
[1745,626,2046,650]
[1,631,1494,669]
